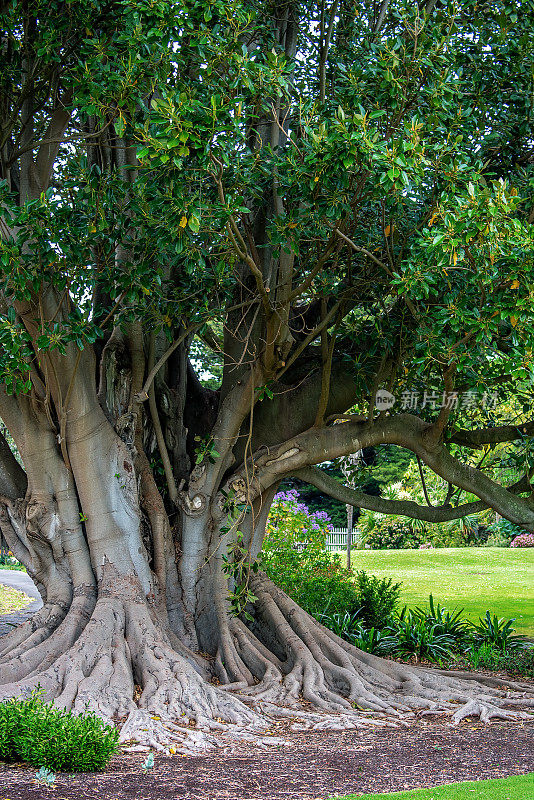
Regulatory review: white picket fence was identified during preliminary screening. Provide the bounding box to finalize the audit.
[325,527,361,552]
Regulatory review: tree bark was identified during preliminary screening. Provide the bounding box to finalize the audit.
[0,360,532,753]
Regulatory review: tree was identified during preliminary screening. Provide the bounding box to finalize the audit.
[0,0,533,748]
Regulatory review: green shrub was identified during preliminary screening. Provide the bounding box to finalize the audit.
[384,608,457,662]
[409,595,472,650]
[0,695,119,772]
[350,626,396,656]
[316,610,363,639]
[464,642,502,670]
[353,571,401,628]
[263,490,363,618]
[469,611,525,652]
[361,516,426,550]
[484,518,525,547]
[498,647,534,678]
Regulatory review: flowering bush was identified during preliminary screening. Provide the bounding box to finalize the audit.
[263,490,361,618]
[510,533,534,548]
[263,490,400,627]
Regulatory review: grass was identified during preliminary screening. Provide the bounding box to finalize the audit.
[344,547,534,636]
[330,773,534,800]
[0,584,30,614]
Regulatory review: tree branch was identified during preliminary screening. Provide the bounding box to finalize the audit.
[449,421,534,449]
[295,465,487,522]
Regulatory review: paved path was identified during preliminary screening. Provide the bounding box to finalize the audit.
[0,569,42,637]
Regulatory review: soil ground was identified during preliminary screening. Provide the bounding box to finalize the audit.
[1,718,533,800]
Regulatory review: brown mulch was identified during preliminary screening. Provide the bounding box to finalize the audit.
[1,719,533,800]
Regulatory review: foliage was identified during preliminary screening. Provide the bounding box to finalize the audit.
[407,595,472,650]
[318,591,527,665]
[384,607,457,663]
[496,647,534,678]
[469,611,525,652]
[263,490,361,618]
[0,549,25,570]
[264,492,401,626]
[484,518,526,547]
[353,571,401,629]
[360,515,426,550]
[0,695,119,772]
[511,533,534,547]
[443,643,534,678]
[316,610,363,639]
[350,626,396,657]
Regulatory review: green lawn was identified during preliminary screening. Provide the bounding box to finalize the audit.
[0,584,30,614]
[330,773,534,800]
[344,547,534,636]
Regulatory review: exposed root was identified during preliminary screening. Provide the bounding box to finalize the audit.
[214,575,534,730]
[0,591,263,752]
[1,572,533,754]
[0,599,69,660]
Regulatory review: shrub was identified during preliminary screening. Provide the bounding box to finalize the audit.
[263,490,362,618]
[385,608,457,662]
[350,626,396,656]
[353,570,401,629]
[455,644,534,676]
[484,518,526,547]
[362,517,426,550]
[498,647,534,678]
[264,492,402,624]
[316,610,363,639]
[409,595,472,650]
[0,695,119,772]
[0,549,24,570]
[469,611,525,652]
[510,533,534,548]
[464,643,502,670]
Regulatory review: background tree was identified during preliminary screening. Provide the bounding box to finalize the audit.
[0,0,533,748]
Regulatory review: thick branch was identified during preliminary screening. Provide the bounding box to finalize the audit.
[295,465,487,522]
[449,421,534,449]
[243,414,534,532]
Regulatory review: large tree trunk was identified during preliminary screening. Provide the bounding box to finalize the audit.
[1,352,532,753]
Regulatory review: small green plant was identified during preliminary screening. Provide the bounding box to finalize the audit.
[465,642,502,670]
[351,626,396,656]
[409,595,472,649]
[386,608,456,662]
[193,435,220,465]
[498,647,534,678]
[142,751,155,772]
[469,611,524,652]
[35,766,56,786]
[0,694,119,772]
[354,571,401,629]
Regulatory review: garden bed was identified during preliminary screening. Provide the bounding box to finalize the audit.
[1,716,533,800]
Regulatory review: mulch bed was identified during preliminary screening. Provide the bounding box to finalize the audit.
[1,719,533,800]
